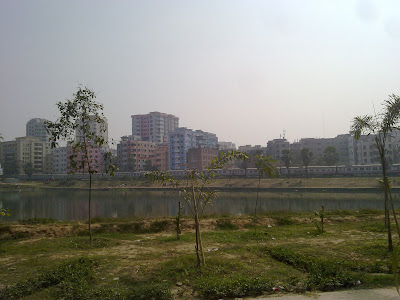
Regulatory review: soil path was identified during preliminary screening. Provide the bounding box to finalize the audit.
[248,287,399,300]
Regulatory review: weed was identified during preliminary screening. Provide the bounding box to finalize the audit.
[195,275,274,299]
[149,220,169,233]
[118,222,146,233]
[0,257,96,299]
[18,218,57,225]
[274,217,297,226]
[268,247,359,291]
[126,283,172,300]
[67,237,114,249]
[0,225,11,235]
[215,219,238,230]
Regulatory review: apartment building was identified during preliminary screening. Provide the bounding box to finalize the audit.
[67,143,103,173]
[218,141,236,151]
[169,128,218,170]
[150,143,169,171]
[26,118,51,154]
[53,147,68,174]
[117,135,156,171]
[187,147,219,170]
[131,112,179,145]
[0,136,46,175]
[266,139,290,161]
[75,115,108,148]
[299,134,351,165]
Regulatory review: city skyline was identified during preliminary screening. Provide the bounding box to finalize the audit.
[1,0,400,145]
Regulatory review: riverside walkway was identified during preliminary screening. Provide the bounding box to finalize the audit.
[247,287,399,300]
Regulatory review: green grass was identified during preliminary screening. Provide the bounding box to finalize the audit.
[0,211,398,299]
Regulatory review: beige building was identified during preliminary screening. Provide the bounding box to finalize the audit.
[117,135,156,171]
[0,136,46,175]
[26,118,51,154]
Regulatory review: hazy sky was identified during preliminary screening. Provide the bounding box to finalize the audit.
[1,0,399,146]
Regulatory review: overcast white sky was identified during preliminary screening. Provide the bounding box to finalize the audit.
[1,0,399,146]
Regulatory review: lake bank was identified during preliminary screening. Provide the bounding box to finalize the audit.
[0,211,396,299]
[2,176,400,192]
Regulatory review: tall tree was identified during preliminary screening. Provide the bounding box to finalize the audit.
[323,146,339,166]
[281,149,292,176]
[254,155,278,233]
[301,148,313,179]
[46,86,115,241]
[352,94,400,251]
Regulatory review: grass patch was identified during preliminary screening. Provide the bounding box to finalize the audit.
[0,257,96,299]
[268,246,360,291]
[18,218,57,225]
[215,219,238,230]
[274,216,297,226]
[195,275,274,299]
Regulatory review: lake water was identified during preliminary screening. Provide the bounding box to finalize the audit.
[0,189,399,222]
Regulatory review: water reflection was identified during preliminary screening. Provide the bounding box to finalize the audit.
[0,190,399,222]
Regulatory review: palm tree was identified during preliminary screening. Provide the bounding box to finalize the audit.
[301,148,313,179]
[281,149,292,176]
[352,94,400,251]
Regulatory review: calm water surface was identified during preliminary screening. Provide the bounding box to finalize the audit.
[0,189,399,222]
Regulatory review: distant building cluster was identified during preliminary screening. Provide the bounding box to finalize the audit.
[2,110,400,177]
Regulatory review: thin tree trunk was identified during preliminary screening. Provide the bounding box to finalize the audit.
[388,187,400,240]
[89,173,92,242]
[192,185,204,269]
[382,157,393,251]
[254,174,261,234]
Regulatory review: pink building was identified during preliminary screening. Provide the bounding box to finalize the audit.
[67,144,103,173]
[131,112,179,145]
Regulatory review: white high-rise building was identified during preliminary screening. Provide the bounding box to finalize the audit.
[75,115,108,147]
[131,112,179,145]
[26,118,51,154]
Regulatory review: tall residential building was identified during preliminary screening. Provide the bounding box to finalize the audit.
[150,143,169,171]
[75,115,108,147]
[131,112,179,145]
[187,147,219,170]
[169,128,218,170]
[0,136,46,175]
[266,139,290,160]
[26,118,51,154]
[67,143,103,173]
[218,141,236,151]
[117,135,156,171]
[53,147,68,174]
[299,134,351,165]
